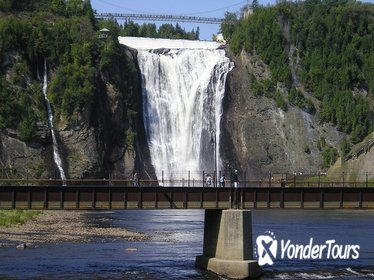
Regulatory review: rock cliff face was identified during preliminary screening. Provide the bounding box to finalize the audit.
[0,46,152,180]
[221,50,345,179]
[0,42,355,182]
[57,45,145,180]
[0,126,50,179]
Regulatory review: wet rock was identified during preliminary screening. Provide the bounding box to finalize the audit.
[16,243,26,250]
[126,247,138,252]
[17,242,35,250]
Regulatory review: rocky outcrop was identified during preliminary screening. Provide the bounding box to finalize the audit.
[221,50,345,179]
[328,132,374,182]
[59,124,102,178]
[0,126,50,179]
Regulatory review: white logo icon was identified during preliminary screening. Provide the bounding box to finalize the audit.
[255,231,360,266]
[256,231,278,266]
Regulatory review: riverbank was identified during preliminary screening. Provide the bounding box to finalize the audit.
[0,210,148,248]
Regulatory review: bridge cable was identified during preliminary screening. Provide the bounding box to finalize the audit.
[94,0,247,17]
[180,1,247,16]
[94,0,150,14]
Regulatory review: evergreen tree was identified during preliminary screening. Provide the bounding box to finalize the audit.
[252,0,259,9]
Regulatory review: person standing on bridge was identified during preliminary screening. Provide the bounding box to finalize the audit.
[220,174,226,187]
[133,172,140,187]
[232,170,239,188]
[206,174,212,187]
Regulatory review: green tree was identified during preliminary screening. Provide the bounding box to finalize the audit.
[322,147,339,169]
[122,20,140,37]
[0,0,12,11]
[221,12,238,41]
[340,138,351,160]
[50,0,66,15]
[139,23,157,38]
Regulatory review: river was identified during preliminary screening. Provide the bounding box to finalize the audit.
[0,209,373,279]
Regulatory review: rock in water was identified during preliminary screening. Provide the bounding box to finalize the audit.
[16,243,27,250]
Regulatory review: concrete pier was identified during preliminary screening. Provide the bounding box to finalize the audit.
[196,209,262,279]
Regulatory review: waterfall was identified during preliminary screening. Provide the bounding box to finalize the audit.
[120,37,233,183]
[42,60,66,185]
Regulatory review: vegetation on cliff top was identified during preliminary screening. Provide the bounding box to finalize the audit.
[0,0,97,140]
[222,0,374,148]
[0,0,202,142]
[121,21,200,40]
[0,0,139,143]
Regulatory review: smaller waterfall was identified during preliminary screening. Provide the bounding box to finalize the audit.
[42,60,66,185]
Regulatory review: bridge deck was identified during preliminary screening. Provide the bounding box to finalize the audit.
[94,13,224,24]
[0,186,373,210]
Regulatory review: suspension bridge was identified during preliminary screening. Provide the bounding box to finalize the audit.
[94,13,225,24]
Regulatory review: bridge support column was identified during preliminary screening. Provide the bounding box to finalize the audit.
[196,209,262,279]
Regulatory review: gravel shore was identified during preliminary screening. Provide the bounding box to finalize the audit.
[0,210,148,248]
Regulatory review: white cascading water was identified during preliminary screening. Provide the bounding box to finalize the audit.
[119,37,234,182]
[42,60,66,185]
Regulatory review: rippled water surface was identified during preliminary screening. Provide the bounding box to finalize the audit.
[0,209,373,279]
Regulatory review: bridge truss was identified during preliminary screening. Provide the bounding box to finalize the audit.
[94,13,224,24]
[1,185,373,210]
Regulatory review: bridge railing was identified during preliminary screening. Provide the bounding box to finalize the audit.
[0,178,373,188]
[94,13,224,24]
[2,183,374,210]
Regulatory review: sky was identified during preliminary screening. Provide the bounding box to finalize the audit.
[90,0,277,40]
[91,0,374,40]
